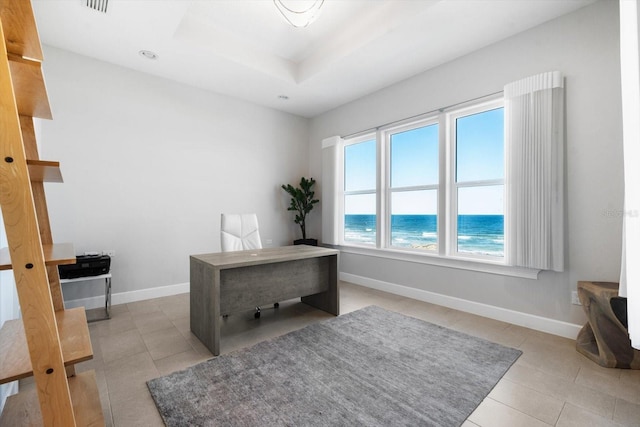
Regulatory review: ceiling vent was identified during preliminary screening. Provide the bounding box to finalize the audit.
[85,0,108,13]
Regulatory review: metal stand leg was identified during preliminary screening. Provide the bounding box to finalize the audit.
[105,276,111,319]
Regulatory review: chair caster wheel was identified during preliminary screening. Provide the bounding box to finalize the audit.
[254,307,261,319]
[274,302,279,308]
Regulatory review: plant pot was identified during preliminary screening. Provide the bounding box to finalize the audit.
[293,238,318,246]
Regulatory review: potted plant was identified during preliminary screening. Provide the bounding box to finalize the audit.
[281,177,319,246]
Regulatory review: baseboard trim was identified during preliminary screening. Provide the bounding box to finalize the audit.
[1,381,18,414]
[340,272,582,339]
[63,273,582,340]
[64,282,189,310]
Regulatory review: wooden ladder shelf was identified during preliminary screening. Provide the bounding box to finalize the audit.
[0,0,104,425]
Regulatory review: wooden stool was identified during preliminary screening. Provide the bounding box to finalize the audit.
[576,281,640,369]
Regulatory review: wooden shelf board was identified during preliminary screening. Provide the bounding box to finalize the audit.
[27,159,63,182]
[0,0,43,60]
[43,243,76,267]
[0,307,93,384]
[0,243,75,271]
[8,54,52,119]
[0,370,104,427]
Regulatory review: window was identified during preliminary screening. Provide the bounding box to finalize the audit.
[340,97,505,262]
[387,121,439,251]
[343,135,377,245]
[450,104,504,258]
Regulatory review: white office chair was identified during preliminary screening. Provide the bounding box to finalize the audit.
[221,213,262,251]
[220,213,277,318]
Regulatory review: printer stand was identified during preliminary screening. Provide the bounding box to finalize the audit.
[60,273,112,322]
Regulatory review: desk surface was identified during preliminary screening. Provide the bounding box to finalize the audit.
[191,245,339,269]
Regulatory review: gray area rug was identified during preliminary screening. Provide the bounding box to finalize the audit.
[148,306,521,426]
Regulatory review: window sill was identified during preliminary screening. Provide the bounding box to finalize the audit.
[335,245,540,279]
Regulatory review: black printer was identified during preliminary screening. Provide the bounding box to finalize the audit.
[58,254,111,279]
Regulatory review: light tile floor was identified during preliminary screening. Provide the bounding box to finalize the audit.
[20,281,640,426]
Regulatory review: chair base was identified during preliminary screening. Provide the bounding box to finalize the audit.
[254,303,279,319]
[222,303,280,320]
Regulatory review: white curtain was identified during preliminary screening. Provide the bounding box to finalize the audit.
[504,71,565,271]
[619,0,640,349]
[321,136,343,245]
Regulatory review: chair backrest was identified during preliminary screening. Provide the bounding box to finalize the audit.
[220,213,263,252]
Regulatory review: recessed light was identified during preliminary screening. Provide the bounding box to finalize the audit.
[278,95,289,100]
[139,50,158,60]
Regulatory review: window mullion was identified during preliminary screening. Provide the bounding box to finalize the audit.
[377,129,386,249]
[456,178,504,188]
[344,189,377,196]
[389,184,439,193]
[442,111,453,257]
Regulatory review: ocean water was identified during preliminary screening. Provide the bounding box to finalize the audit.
[344,214,504,257]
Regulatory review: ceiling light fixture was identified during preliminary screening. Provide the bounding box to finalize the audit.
[273,0,324,28]
[85,0,108,13]
[139,50,158,60]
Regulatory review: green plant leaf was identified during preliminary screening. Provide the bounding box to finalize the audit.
[281,176,318,240]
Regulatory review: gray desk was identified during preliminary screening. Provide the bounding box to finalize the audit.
[190,245,339,356]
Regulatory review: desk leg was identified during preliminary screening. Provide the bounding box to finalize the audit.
[211,269,221,356]
[190,259,221,356]
[301,254,339,316]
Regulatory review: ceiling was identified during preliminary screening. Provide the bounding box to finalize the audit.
[32,0,596,118]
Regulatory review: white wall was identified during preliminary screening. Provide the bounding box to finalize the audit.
[309,0,623,327]
[40,47,310,302]
[35,1,622,331]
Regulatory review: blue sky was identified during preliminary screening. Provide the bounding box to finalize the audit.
[345,107,504,215]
